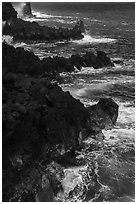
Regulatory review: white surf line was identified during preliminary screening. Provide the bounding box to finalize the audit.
[72,32,117,45]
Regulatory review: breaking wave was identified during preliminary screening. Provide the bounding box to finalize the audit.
[23,10,77,24]
[2,35,13,44]
[72,32,117,45]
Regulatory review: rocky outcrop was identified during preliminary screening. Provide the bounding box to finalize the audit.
[3,73,90,148]
[2,43,40,75]
[2,41,90,201]
[3,54,118,200]
[2,3,84,42]
[87,98,119,132]
[3,18,84,41]
[22,2,33,17]
[81,50,114,68]
[2,2,17,21]
[2,72,89,201]
[73,19,85,33]
[3,68,118,201]
[3,43,114,78]
[97,98,119,125]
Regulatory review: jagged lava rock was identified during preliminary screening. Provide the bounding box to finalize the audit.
[22,2,33,17]
[97,98,119,124]
[2,71,91,152]
[73,19,85,33]
[2,2,84,41]
[3,43,114,77]
[2,72,91,201]
[87,98,119,130]
[2,69,119,201]
[2,43,74,75]
[82,50,114,68]
[3,18,84,41]
[96,50,114,67]
[2,43,40,75]
[2,2,17,21]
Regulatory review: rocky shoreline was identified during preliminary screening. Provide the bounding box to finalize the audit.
[3,3,85,42]
[3,43,114,77]
[2,2,119,202]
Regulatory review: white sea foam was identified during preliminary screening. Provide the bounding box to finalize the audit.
[103,127,135,144]
[117,101,135,126]
[2,35,13,44]
[23,10,77,25]
[23,11,61,22]
[29,18,68,23]
[99,100,135,148]
[14,42,27,48]
[72,82,115,98]
[14,2,27,18]
[71,66,104,75]
[72,33,117,45]
[23,17,47,22]
[32,10,74,20]
[32,10,56,18]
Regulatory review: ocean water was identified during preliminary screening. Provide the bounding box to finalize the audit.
[11,2,135,202]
